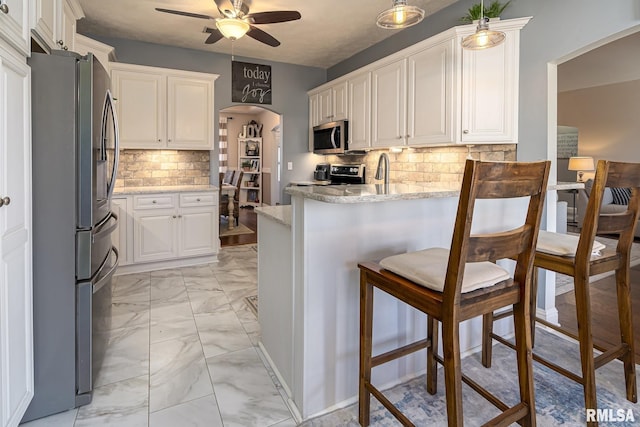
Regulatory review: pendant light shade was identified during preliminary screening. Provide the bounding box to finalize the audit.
[377,0,425,29]
[461,0,506,50]
[216,18,250,40]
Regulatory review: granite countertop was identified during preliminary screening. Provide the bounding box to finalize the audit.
[285,181,584,204]
[255,205,292,227]
[114,184,218,195]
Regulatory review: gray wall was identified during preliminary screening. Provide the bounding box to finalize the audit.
[88,35,326,199]
[328,0,640,164]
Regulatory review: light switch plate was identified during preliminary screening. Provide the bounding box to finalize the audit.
[287,162,293,170]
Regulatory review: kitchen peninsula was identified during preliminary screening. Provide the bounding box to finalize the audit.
[256,181,581,421]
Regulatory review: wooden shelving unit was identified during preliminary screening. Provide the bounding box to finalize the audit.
[238,137,262,207]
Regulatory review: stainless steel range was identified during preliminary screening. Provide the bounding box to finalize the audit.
[329,164,366,184]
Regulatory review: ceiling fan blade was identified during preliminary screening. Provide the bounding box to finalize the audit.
[155,8,214,20]
[246,25,280,47]
[204,27,224,44]
[246,11,301,24]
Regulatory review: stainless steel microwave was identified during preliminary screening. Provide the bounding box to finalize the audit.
[313,120,348,155]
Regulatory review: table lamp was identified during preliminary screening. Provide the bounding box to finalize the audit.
[568,156,595,182]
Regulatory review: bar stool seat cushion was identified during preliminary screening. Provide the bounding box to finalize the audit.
[536,230,606,256]
[380,247,511,293]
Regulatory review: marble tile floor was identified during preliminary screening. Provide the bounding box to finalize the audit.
[22,244,297,427]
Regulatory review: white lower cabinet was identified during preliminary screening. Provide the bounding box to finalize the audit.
[115,190,218,273]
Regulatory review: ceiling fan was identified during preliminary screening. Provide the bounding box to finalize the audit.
[155,0,301,47]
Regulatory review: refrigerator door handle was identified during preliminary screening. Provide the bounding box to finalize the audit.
[91,211,118,244]
[93,247,119,294]
[104,90,120,201]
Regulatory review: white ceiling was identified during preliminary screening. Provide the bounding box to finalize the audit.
[76,0,459,69]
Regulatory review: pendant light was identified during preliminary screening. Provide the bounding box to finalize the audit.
[461,0,505,50]
[376,0,425,29]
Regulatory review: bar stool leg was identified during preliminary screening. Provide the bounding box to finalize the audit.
[427,315,438,394]
[530,267,539,348]
[481,313,493,368]
[513,298,536,427]
[441,318,463,427]
[359,273,374,427]
[615,265,638,403]
[573,273,598,426]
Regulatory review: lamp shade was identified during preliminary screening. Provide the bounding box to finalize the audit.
[376,0,425,29]
[461,18,505,50]
[568,156,595,172]
[216,18,250,40]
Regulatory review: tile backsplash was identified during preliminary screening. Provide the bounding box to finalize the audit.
[115,150,210,188]
[329,144,516,186]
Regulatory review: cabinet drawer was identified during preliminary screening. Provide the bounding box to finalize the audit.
[133,194,175,209]
[180,192,216,207]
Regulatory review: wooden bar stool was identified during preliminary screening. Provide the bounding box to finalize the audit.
[358,159,550,427]
[482,160,639,426]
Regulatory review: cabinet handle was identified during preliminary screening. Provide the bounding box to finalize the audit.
[0,3,9,14]
[157,139,161,142]
[463,129,469,134]
[0,196,9,207]
[168,139,172,142]
[196,198,201,202]
[152,200,157,204]
[178,215,182,218]
[57,40,64,47]
[172,215,176,218]
[397,136,403,140]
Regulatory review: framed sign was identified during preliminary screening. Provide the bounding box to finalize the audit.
[232,61,272,105]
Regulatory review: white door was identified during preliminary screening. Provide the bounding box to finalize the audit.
[371,58,407,148]
[133,210,177,263]
[331,81,348,122]
[0,47,33,427]
[0,0,30,56]
[348,72,371,150]
[407,39,455,145]
[112,69,166,149]
[167,76,212,150]
[111,198,129,266]
[317,88,332,123]
[178,208,216,257]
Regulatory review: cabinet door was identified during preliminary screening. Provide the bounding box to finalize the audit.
[178,207,216,257]
[332,81,348,121]
[167,76,213,149]
[407,40,454,146]
[60,0,76,51]
[308,93,319,151]
[111,197,129,266]
[318,88,333,123]
[112,69,166,149]
[0,48,33,427]
[371,59,407,148]
[32,0,60,51]
[0,0,30,55]
[133,209,177,263]
[460,34,516,143]
[348,73,371,150]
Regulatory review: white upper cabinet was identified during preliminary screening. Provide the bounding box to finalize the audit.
[312,81,348,126]
[407,39,455,146]
[0,0,31,56]
[347,72,371,150]
[73,34,115,71]
[459,28,518,143]
[31,0,83,52]
[111,63,218,150]
[371,58,407,148]
[307,17,529,150]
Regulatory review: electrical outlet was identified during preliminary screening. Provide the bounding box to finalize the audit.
[287,162,293,170]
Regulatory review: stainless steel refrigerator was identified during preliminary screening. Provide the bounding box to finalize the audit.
[24,51,120,421]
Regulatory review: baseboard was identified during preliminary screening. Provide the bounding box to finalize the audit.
[536,306,559,324]
[114,253,218,275]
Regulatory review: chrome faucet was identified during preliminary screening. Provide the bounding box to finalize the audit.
[375,152,390,185]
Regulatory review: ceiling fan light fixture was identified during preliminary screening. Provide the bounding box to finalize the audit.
[216,18,250,40]
[377,0,425,29]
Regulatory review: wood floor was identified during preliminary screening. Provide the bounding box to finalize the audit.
[220,207,258,247]
[555,263,640,363]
